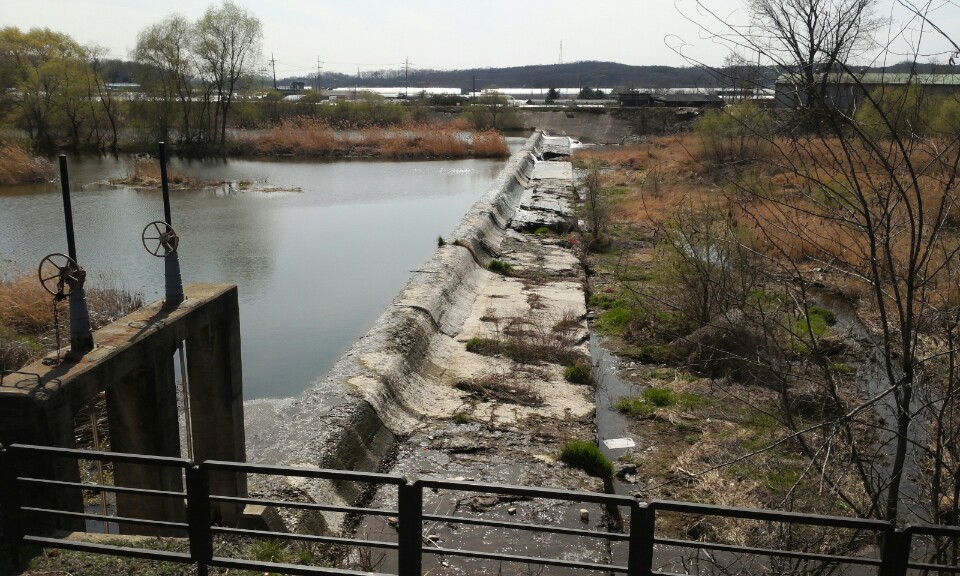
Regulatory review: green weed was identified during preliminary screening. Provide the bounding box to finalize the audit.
[563,362,593,384]
[487,259,514,275]
[559,441,614,480]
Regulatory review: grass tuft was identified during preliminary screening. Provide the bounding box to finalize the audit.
[563,362,593,384]
[559,441,614,481]
[487,259,514,275]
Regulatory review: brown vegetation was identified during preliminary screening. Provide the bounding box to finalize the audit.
[230,119,509,159]
[0,275,143,371]
[578,129,960,528]
[109,159,222,189]
[0,141,54,185]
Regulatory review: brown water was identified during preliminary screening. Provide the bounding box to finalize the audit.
[0,142,525,398]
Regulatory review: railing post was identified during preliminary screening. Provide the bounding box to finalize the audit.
[397,480,423,576]
[879,527,911,576]
[628,502,655,576]
[0,445,22,569]
[186,464,212,576]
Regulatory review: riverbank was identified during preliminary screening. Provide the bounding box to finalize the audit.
[229,121,510,160]
[0,141,54,185]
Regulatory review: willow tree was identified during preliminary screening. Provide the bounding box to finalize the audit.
[132,15,201,147]
[0,27,89,150]
[193,1,262,151]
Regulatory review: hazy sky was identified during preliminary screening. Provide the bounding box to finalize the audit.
[6,0,960,78]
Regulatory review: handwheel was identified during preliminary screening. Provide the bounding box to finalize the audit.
[37,253,84,298]
[141,221,179,257]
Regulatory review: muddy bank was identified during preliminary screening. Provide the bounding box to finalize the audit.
[243,132,601,540]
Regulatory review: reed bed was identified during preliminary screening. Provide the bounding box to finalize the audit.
[0,141,54,185]
[232,119,509,159]
[0,274,143,371]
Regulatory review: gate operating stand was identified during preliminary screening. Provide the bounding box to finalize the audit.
[36,155,94,359]
[141,141,185,309]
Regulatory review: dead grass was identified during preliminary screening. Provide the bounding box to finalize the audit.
[577,132,956,527]
[232,119,508,159]
[0,275,143,371]
[0,141,54,185]
[110,159,220,189]
[455,372,544,406]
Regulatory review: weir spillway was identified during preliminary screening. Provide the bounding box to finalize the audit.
[243,132,602,524]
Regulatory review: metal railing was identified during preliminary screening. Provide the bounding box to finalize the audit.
[1,442,958,575]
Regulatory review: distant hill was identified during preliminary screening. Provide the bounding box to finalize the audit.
[291,61,776,91]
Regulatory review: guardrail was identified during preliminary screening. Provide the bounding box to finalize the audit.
[1,443,957,575]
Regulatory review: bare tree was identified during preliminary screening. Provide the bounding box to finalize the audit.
[681,0,960,530]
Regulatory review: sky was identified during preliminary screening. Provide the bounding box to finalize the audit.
[6,0,960,79]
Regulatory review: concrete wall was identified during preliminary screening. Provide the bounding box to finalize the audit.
[518,110,634,144]
[0,284,247,532]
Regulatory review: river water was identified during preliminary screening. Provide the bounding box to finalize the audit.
[0,140,525,398]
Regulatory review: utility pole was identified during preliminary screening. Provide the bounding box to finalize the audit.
[472,74,476,100]
[316,56,322,93]
[559,40,563,65]
[270,53,277,90]
[403,57,410,98]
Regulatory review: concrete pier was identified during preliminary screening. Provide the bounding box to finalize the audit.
[0,284,247,532]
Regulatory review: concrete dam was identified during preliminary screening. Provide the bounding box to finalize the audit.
[242,131,603,521]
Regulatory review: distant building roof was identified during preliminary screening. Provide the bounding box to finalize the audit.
[776,72,960,86]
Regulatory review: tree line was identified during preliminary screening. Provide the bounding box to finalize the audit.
[0,0,262,156]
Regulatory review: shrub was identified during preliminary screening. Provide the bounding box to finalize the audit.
[559,441,614,480]
[696,101,773,162]
[452,412,471,424]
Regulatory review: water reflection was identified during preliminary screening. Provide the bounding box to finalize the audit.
[0,140,524,398]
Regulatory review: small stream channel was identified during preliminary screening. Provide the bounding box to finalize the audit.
[590,333,644,496]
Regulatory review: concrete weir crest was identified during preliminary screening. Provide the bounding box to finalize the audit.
[244,131,589,521]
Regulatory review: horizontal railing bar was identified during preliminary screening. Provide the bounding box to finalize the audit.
[904,524,960,537]
[654,537,882,566]
[211,555,389,575]
[212,526,399,550]
[23,535,192,563]
[21,507,188,530]
[424,545,628,573]
[415,478,636,507]
[649,500,892,531]
[18,477,186,498]
[203,460,404,485]
[8,444,190,468]
[422,513,630,541]
[906,560,960,573]
[210,495,396,517]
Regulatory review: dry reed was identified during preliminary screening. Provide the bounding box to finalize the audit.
[0,275,143,371]
[233,119,508,159]
[0,142,54,185]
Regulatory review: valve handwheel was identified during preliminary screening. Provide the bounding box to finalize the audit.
[37,253,85,298]
[142,220,179,257]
